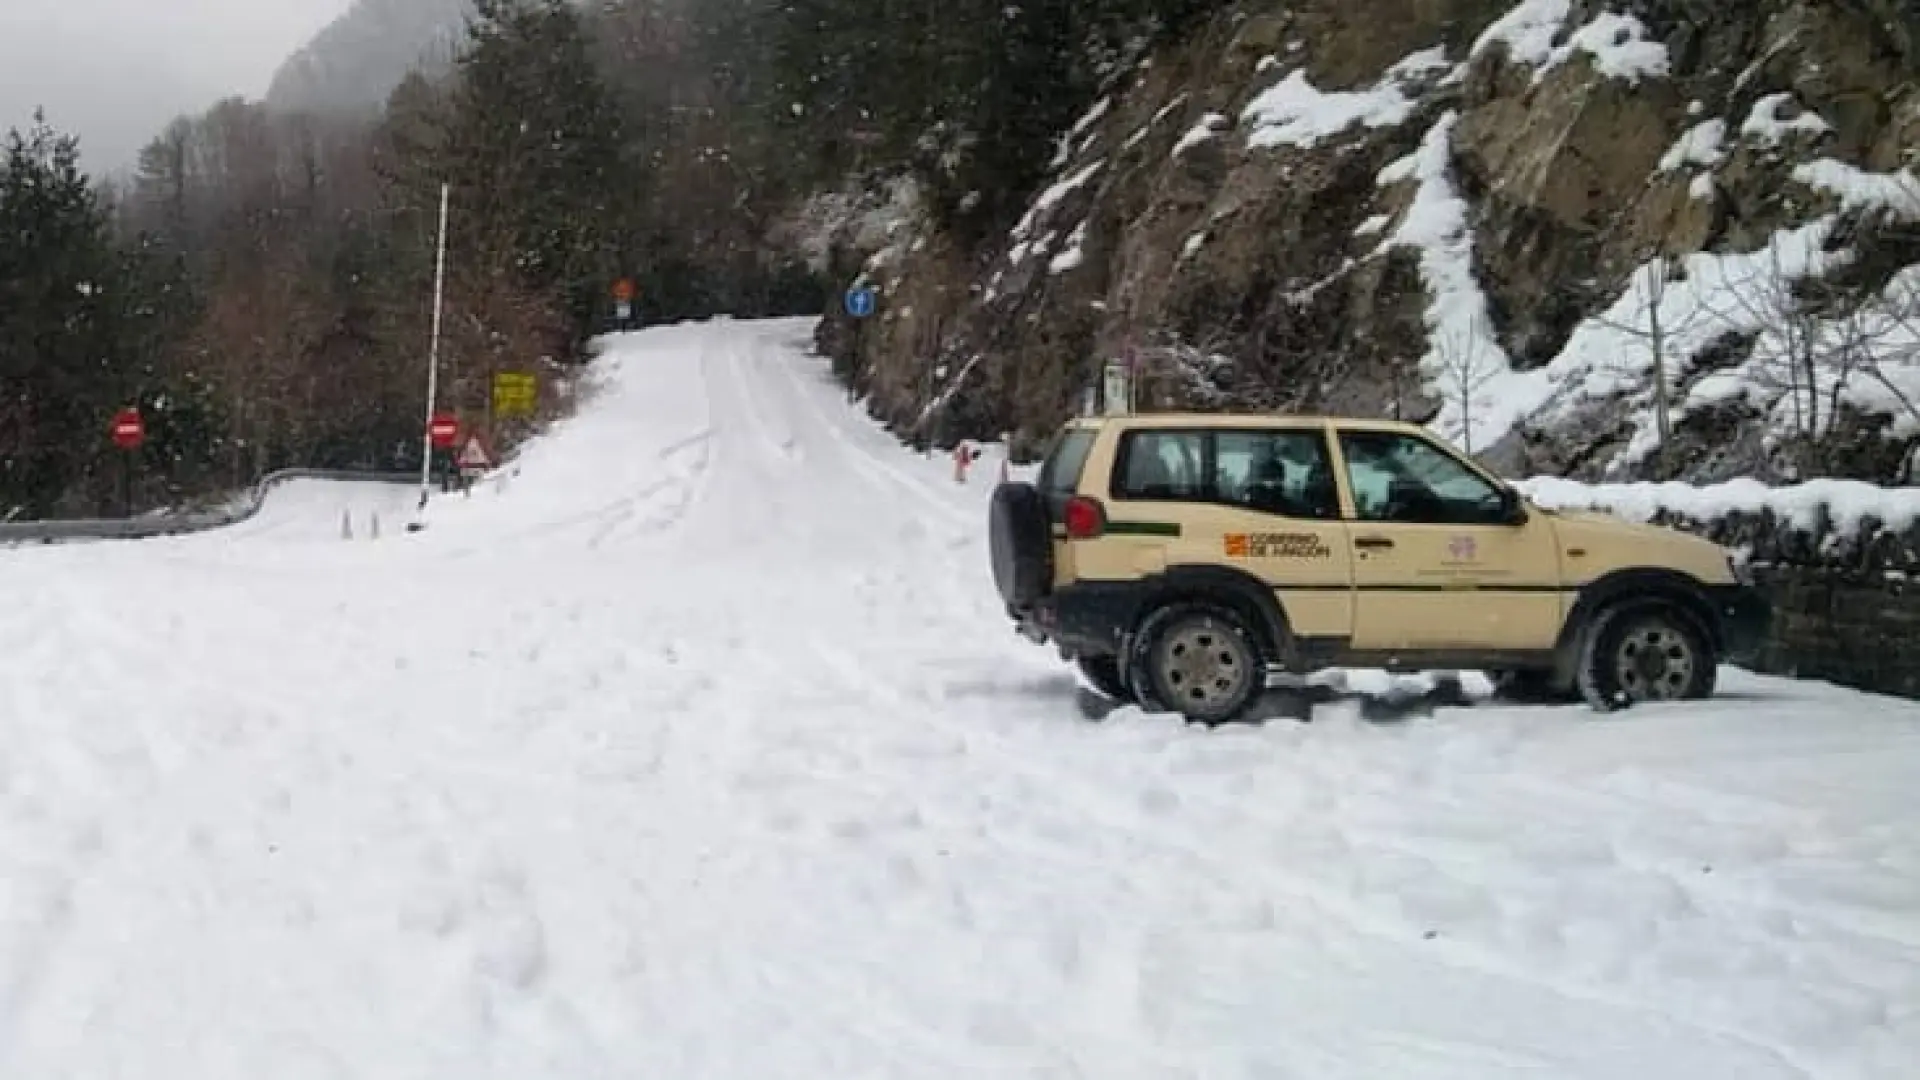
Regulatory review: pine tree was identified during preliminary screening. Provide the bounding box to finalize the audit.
[437,0,631,338]
[0,113,134,515]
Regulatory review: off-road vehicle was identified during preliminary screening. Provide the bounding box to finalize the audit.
[988,414,1771,723]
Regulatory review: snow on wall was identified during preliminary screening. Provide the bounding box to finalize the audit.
[1173,113,1228,157]
[1240,47,1452,150]
[1052,97,1111,168]
[1472,1,1668,85]
[1518,475,1920,537]
[1048,221,1089,275]
[1008,161,1104,259]
[1742,92,1833,145]
[1658,119,1727,173]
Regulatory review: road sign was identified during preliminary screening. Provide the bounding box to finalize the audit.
[429,412,460,448]
[111,407,144,450]
[493,373,538,418]
[845,285,876,319]
[1103,361,1132,416]
[458,434,493,471]
[613,278,637,302]
[614,300,632,322]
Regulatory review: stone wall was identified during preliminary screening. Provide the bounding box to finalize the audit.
[1518,478,1920,701]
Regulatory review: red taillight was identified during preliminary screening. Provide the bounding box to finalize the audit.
[1063,496,1106,539]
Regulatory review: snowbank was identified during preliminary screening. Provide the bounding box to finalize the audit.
[1519,474,1920,574]
[1520,475,1920,535]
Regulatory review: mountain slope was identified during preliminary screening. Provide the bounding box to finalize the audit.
[264,0,475,116]
[819,0,1920,485]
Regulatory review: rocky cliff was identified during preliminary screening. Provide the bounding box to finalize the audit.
[814,0,1920,483]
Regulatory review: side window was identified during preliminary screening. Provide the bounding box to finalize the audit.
[1338,430,1506,525]
[1213,431,1340,519]
[1114,431,1205,501]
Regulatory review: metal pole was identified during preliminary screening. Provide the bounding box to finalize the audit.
[417,182,451,512]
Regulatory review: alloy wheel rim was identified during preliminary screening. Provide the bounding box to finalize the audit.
[1613,623,1696,700]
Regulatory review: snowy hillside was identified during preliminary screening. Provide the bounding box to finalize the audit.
[3,319,1919,1077]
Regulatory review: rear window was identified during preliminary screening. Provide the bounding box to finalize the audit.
[1037,429,1096,501]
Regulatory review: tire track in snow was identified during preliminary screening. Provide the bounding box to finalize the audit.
[766,346,974,530]
[797,635,1822,1078]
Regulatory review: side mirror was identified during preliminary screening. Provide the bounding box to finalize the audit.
[1498,487,1528,526]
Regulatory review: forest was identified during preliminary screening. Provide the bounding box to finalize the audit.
[0,0,1204,518]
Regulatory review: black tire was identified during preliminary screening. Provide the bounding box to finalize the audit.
[1576,601,1718,712]
[1490,668,1580,705]
[1075,656,1135,702]
[988,482,1051,607]
[1126,602,1264,725]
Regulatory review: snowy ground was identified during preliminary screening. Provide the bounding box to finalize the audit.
[3,317,1918,1079]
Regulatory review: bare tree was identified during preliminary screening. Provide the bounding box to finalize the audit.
[1700,230,1920,472]
[1432,316,1495,456]
[1589,252,1717,475]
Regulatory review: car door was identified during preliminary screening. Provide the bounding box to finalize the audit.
[1334,427,1563,653]
[1205,427,1353,643]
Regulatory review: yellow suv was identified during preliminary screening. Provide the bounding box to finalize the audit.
[988,413,1771,723]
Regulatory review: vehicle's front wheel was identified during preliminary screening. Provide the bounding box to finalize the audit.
[1128,602,1263,725]
[1075,656,1134,703]
[1576,602,1717,712]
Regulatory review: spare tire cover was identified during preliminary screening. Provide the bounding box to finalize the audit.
[989,482,1052,607]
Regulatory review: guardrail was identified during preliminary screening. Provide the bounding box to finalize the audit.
[0,468,421,547]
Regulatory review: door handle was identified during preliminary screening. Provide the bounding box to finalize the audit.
[1354,536,1395,550]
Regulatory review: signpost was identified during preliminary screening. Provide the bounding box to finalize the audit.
[111,406,144,518]
[845,285,876,319]
[416,182,452,521]
[111,407,144,451]
[492,373,538,419]
[457,433,494,494]
[613,278,637,325]
[1103,361,1132,416]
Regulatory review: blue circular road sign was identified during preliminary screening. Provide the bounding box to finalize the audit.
[845,286,877,318]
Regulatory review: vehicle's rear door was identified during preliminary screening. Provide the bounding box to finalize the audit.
[1035,425,1099,586]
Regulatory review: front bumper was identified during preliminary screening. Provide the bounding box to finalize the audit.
[1706,583,1772,663]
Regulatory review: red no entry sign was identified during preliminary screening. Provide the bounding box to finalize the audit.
[429,413,459,448]
[111,407,144,450]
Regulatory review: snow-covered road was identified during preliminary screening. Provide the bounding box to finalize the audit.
[3,317,1918,1078]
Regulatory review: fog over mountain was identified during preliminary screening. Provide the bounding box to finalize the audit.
[265,0,479,117]
[0,0,351,173]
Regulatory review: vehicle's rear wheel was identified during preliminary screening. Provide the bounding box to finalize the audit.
[1576,602,1717,712]
[988,481,1052,608]
[1128,602,1263,725]
[1075,656,1134,703]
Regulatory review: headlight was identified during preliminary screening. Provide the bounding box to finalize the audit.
[1727,552,1755,586]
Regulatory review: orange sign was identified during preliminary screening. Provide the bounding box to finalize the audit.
[1224,534,1249,558]
[612,278,637,302]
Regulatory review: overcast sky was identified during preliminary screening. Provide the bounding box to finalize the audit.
[0,0,354,177]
